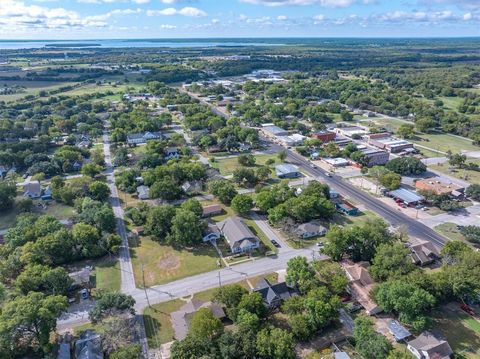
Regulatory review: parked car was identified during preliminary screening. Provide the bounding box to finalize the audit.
[270,239,281,248]
[316,241,325,247]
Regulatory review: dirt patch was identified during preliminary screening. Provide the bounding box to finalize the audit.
[158,255,181,271]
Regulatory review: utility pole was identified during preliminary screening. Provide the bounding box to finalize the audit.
[141,264,151,308]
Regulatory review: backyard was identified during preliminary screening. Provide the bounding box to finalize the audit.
[210,153,281,176]
[130,237,221,287]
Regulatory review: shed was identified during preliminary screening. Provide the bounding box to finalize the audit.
[388,320,411,342]
[389,188,424,205]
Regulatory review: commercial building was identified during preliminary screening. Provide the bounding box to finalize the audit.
[388,188,424,205]
[335,126,368,138]
[276,164,301,178]
[311,130,336,143]
[277,133,307,146]
[415,178,465,197]
[369,136,414,153]
[323,157,350,167]
[361,148,390,167]
[260,124,288,138]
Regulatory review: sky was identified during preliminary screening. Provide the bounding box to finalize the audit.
[0,0,479,39]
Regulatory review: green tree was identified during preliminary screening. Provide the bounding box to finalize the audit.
[208,180,238,204]
[189,308,224,340]
[145,205,176,242]
[370,243,416,281]
[397,124,415,139]
[448,153,467,168]
[169,209,203,246]
[213,284,248,320]
[256,166,271,182]
[0,292,68,355]
[379,172,401,190]
[237,292,267,319]
[313,261,349,295]
[256,327,295,359]
[231,194,254,216]
[81,163,102,178]
[16,264,73,295]
[110,345,142,359]
[0,180,16,211]
[88,181,111,201]
[353,316,392,359]
[286,256,318,294]
[238,154,256,167]
[180,198,203,217]
[386,157,426,175]
[278,150,287,162]
[89,292,135,323]
[466,184,480,201]
[149,178,182,201]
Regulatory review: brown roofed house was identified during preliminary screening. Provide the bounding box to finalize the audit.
[409,239,441,266]
[202,204,224,218]
[218,217,260,254]
[415,178,464,196]
[343,261,381,315]
[407,331,453,359]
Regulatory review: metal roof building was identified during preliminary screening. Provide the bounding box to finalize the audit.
[389,188,424,204]
[388,320,412,342]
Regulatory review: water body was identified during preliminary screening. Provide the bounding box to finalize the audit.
[0,38,286,50]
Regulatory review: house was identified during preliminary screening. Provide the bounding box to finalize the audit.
[296,221,327,239]
[323,157,349,168]
[72,161,82,172]
[170,299,225,340]
[127,131,162,145]
[75,330,103,359]
[165,147,180,160]
[202,222,221,242]
[361,149,389,167]
[407,331,453,359]
[254,278,297,308]
[415,178,464,197]
[218,217,260,254]
[23,180,41,199]
[75,139,91,149]
[137,185,150,200]
[68,267,92,289]
[182,181,203,194]
[343,261,381,315]
[275,164,301,179]
[388,320,411,342]
[409,239,441,266]
[202,204,224,217]
[335,200,359,216]
[311,130,336,143]
[389,188,424,206]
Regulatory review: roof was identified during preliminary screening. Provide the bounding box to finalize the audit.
[218,217,257,247]
[410,239,441,265]
[57,342,71,359]
[254,278,297,306]
[297,221,327,234]
[69,268,91,286]
[24,181,41,196]
[388,320,411,341]
[408,331,453,359]
[275,163,299,175]
[202,204,223,216]
[334,353,351,359]
[262,125,288,136]
[389,188,424,204]
[343,262,381,315]
[170,300,225,340]
[415,178,464,195]
[324,157,349,166]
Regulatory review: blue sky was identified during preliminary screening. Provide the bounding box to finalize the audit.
[0,0,479,39]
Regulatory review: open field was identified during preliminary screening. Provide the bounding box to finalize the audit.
[210,153,280,176]
[438,96,464,111]
[94,258,121,292]
[0,80,78,101]
[432,304,480,359]
[434,222,466,242]
[410,132,478,154]
[430,160,480,185]
[130,237,221,287]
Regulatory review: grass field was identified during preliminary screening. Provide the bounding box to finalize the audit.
[434,223,466,243]
[211,153,280,176]
[94,259,121,292]
[0,80,78,101]
[410,132,478,154]
[438,96,464,111]
[433,305,480,359]
[130,237,221,287]
[430,160,480,185]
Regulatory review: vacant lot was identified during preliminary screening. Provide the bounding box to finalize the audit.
[0,80,78,101]
[410,132,478,154]
[434,223,466,243]
[94,259,121,292]
[211,153,280,176]
[430,160,480,184]
[433,304,480,359]
[130,237,220,287]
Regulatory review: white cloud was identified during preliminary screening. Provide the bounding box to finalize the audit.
[277,15,288,20]
[147,6,207,16]
[78,0,150,3]
[240,0,357,7]
[160,24,177,29]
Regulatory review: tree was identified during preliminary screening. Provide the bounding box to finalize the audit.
[466,184,480,200]
[145,205,176,242]
[213,284,248,320]
[16,264,73,295]
[370,243,416,281]
[170,336,212,359]
[397,124,415,139]
[256,327,295,359]
[81,163,102,178]
[379,172,401,190]
[278,150,287,162]
[232,168,258,187]
[256,166,271,182]
[189,308,223,340]
[448,153,467,168]
[237,292,267,319]
[180,198,203,217]
[353,316,392,359]
[286,256,318,294]
[313,261,349,295]
[238,154,256,167]
[89,292,135,323]
[374,279,435,331]
[231,194,254,216]
[209,180,238,204]
[386,157,426,175]
[72,223,104,258]
[101,317,137,354]
[0,180,16,211]
[110,345,142,359]
[88,181,111,201]
[255,190,277,213]
[341,110,353,121]
[149,178,182,201]
[0,292,68,355]
[17,198,33,213]
[169,209,203,246]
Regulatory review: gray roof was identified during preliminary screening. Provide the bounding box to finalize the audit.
[388,320,411,341]
[297,221,327,234]
[254,278,297,307]
[263,125,288,135]
[218,217,257,247]
[334,353,351,359]
[389,188,424,204]
[75,330,103,359]
[408,331,452,359]
[57,343,71,359]
[275,163,299,175]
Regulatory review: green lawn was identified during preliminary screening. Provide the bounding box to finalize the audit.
[94,259,121,292]
[438,96,464,111]
[0,80,78,102]
[432,306,480,359]
[434,223,466,243]
[130,237,221,287]
[410,132,478,154]
[211,153,280,176]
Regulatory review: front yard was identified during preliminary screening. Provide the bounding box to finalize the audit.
[130,237,221,287]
